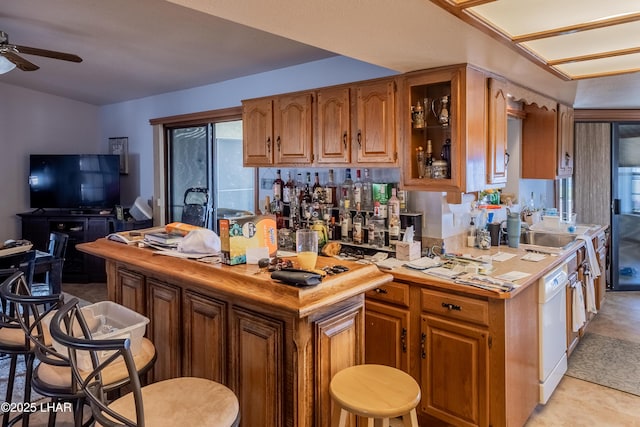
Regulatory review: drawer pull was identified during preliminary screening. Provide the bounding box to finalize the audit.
[401,328,407,353]
[374,287,388,294]
[442,302,461,311]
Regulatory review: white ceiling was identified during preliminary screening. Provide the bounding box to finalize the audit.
[1,0,639,108]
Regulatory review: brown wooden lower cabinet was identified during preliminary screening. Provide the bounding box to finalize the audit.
[146,278,181,382]
[183,290,227,382]
[365,279,539,427]
[421,314,489,427]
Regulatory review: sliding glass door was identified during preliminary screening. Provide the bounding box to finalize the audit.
[166,119,254,230]
[612,123,640,290]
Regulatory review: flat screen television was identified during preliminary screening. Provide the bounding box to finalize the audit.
[29,154,121,210]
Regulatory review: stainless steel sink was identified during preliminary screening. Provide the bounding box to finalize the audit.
[521,230,577,249]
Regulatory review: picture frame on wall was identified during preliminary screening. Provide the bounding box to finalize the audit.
[109,137,129,174]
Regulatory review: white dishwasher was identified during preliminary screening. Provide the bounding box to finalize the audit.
[538,256,572,404]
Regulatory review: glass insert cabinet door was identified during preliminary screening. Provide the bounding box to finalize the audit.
[612,122,640,290]
[166,120,255,230]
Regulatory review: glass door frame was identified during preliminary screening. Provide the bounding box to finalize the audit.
[611,121,640,290]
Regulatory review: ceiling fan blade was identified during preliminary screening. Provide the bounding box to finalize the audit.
[14,45,82,63]
[2,50,39,71]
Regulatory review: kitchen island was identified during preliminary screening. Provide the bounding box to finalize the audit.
[77,238,393,427]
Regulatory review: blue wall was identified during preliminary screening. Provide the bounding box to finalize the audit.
[99,56,399,206]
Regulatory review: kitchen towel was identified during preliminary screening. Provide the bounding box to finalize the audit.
[576,235,601,278]
[572,280,586,332]
[585,270,598,314]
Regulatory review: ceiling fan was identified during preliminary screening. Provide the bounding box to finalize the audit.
[0,30,82,72]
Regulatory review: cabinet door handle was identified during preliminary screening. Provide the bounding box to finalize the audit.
[277,136,281,151]
[357,130,362,148]
[401,327,407,353]
[564,152,571,166]
[421,332,426,359]
[505,151,510,166]
[373,287,388,294]
[266,137,271,153]
[442,302,461,311]
[343,131,348,150]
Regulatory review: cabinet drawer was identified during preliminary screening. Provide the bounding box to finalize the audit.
[366,282,409,308]
[421,288,489,326]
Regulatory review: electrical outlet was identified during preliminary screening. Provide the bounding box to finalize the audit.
[261,178,274,190]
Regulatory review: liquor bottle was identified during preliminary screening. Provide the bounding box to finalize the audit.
[325,169,338,206]
[295,173,304,201]
[271,195,284,229]
[441,138,451,178]
[369,201,385,248]
[352,202,364,245]
[340,199,352,242]
[398,189,408,213]
[273,169,284,201]
[328,217,336,241]
[312,172,324,202]
[426,140,434,178]
[340,168,354,205]
[362,168,373,211]
[283,172,294,204]
[388,186,401,245]
[301,172,312,204]
[353,169,363,208]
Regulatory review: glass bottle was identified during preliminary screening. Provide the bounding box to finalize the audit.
[441,138,451,178]
[301,172,312,205]
[362,168,373,211]
[328,216,336,241]
[340,199,352,242]
[388,187,401,245]
[426,140,434,178]
[312,172,324,202]
[353,169,363,208]
[273,169,284,201]
[352,202,364,245]
[325,169,338,206]
[369,201,385,248]
[416,146,426,179]
[283,172,294,204]
[340,168,354,205]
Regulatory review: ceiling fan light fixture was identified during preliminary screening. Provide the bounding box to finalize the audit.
[0,55,16,74]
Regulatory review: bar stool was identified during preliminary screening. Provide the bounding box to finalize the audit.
[330,364,420,427]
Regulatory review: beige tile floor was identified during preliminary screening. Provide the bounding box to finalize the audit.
[55,286,640,426]
[526,291,640,427]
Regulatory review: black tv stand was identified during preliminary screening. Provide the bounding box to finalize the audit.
[17,210,152,283]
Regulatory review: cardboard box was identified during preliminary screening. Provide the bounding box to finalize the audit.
[395,241,421,261]
[218,215,277,265]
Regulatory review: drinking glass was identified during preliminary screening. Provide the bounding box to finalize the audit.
[296,229,318,271]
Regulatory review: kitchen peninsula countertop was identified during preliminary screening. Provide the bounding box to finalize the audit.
[388,224,607,299]
[78,238,393,317]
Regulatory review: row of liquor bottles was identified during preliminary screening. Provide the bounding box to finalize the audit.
[272,168,383,212]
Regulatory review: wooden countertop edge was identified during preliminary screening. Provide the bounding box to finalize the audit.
[78,239,393,317]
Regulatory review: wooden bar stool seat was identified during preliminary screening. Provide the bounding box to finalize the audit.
[330,364,420,427]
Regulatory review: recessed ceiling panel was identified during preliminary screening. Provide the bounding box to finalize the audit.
[437,0,640,80]
[522,21,640,61]
[554,53,640,79]
[470,0,640,37]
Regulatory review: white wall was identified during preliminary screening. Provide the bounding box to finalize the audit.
[0,82,100,239]
[99,56,398,207]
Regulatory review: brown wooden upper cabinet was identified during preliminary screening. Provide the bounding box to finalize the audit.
[515,83,574,179]
[401,64,487,195]
[487,78,509,185]
[242,92,313,166]
[315,86,352,164]
[243,78,398,167]
[353,79,397,164]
